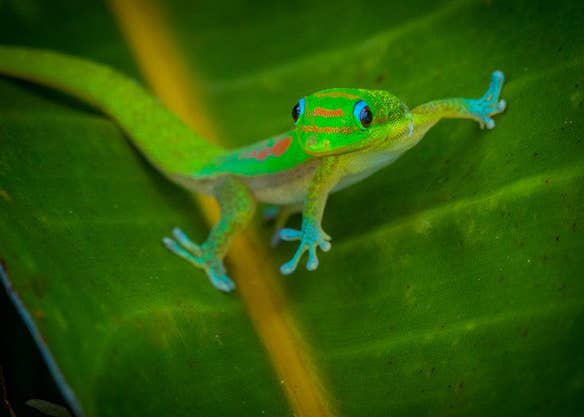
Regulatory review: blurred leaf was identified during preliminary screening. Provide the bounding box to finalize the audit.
[26,399,73,417]
[1,0,583,416]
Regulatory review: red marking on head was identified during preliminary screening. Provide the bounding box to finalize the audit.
[241,136,293,161]
[312,107,344,117]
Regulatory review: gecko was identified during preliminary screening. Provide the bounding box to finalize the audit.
[0,46,506,292]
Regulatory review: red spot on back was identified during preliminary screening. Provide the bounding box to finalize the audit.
[271,136,292,156]
[241,136,292,161]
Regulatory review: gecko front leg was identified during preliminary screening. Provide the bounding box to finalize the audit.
[279,156,342,275]
[412,70,507,132]
[164,176,255,292]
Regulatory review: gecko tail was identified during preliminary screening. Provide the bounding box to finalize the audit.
[0,45,224,174]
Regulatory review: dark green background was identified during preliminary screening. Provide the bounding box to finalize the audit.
[1,0,583,416]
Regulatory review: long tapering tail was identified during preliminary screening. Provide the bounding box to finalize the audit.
[0,46,224,175]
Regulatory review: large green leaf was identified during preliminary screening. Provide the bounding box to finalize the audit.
[1,0,583,416]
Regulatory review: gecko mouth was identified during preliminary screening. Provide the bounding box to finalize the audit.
[299,131,383,156]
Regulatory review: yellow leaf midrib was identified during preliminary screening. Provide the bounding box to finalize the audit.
[106,1,335,416]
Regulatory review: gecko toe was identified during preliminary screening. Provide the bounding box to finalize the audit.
[280,259,299,275]
[280,228,302,241]
[318,240,332,252]
[172,227,202,256]
[306,247,319,271]
[211,275,236,292]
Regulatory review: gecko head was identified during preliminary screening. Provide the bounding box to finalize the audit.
[292,88,412,156]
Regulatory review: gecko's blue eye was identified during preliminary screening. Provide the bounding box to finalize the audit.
[292,97,305,125]
[353,100,373,129]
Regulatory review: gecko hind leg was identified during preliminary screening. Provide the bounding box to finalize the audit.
[163,177,255,292]
[467,70,507,129]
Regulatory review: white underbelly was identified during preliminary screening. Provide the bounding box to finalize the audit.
[178,149,405,206]
[243,160,318,205]
[243,149,404,205]
[333,150,403,192]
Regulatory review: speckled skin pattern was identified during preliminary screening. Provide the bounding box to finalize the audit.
[0,46,506,291]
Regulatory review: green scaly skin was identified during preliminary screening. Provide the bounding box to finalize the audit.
[0,46,506,292]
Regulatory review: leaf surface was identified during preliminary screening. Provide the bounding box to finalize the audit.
[1,0,583,416]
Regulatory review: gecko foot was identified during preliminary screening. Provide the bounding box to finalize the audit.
[468,70,507,129]
[279,220,331,275]
[163,227,235,292]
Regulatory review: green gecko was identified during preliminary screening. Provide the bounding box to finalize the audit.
[0,46,506,292]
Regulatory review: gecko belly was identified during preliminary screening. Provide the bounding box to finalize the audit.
[241,160,319,205]
[244,149,404,205]
[333,151,403,193]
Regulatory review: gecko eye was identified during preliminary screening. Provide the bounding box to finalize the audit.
[292,97,305,125]
[353,100,372,129]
